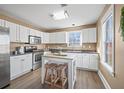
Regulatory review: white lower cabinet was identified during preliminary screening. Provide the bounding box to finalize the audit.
[76,54,82,68]
[22,54,32,72]
[10,54,32,80]
[10,56,22,80]
[82,54,89,69]
[76,53,98,71]
[88,54,98,70]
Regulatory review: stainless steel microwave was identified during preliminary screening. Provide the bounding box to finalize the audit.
[29,35,41,44]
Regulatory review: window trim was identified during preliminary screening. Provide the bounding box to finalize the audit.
[101,5,115,77]
[66,31,82,47]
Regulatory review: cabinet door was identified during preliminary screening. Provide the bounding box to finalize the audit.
[89,54,98,70]
[76,54,81,68]
[40,31,43,38]
[43,32,49,43]
[20,26,29,43]
[29,29,36,36]
[0,19,5,27]
[10,56,22,79]
[16,24,20,42]
[82,54,89,68]
[82,29,89,43]
[89,28,96,43]
[5,21,17,42]
[22,54,32,72]
[78,55,83,68]
[56,32,66,43]
[35,30,41,37]
[49,33,56,43]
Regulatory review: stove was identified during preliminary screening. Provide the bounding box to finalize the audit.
[24,46,44,70]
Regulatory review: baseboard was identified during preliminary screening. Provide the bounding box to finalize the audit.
[11,70,31,80]
[98,70,111,89]
[76,67,98,72]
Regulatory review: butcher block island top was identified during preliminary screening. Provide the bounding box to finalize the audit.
[42,52,76,89]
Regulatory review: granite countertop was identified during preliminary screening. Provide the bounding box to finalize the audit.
[64,51,98,54]
[10,52,33,57]
[43,52,76,60]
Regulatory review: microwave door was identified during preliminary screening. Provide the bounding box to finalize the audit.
[30,37,35,44]
[35,37,41,44]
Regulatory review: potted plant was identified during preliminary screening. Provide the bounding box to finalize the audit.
[120,7,124,41]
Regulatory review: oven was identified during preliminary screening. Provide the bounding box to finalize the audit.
[33,51,44,70]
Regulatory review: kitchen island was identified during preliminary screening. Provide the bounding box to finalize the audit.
[41,52,77,89]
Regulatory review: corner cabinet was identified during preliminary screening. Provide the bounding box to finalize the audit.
[10,54,32,80]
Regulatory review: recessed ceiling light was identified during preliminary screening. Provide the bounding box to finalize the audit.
[72,24,75,26]
[51,10,69,20]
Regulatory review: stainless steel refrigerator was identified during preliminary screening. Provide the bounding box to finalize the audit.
[0,26,10,88]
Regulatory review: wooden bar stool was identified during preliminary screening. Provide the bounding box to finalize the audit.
[54,64,68,89]
[44,63,68,89]
[44,63,58,87]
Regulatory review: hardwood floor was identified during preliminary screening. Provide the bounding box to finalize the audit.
[5,68,105,89]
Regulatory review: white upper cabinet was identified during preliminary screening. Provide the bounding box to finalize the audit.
[40,31,43,38]
[49,33,56,43]
[42,32,49,43]
[16,24,20,42]
[82,29,89,43]
[82,28,96,43]
[49,32,66,43]
[56,32,66,43]
[29,28,36,36]
[88,28,96,43]
[20,25,30,43]
[0,19,5,27]
[29,29,41,37]
[5,21,19,42]
[6,21,29,43]
[35,30,41,37]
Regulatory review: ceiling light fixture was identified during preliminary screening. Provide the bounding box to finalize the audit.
[51,10,69,20]
[60,4,68,7]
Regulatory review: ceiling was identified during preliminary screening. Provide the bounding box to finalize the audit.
[0,4,105,31]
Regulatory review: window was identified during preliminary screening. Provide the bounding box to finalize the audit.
[67,31,82,47]
[102,7,115,76]
[103,14,113,66]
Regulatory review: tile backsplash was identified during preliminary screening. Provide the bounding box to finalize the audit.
[44,43,96,51]
[10,42,96,52]
[10,42,45,52]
